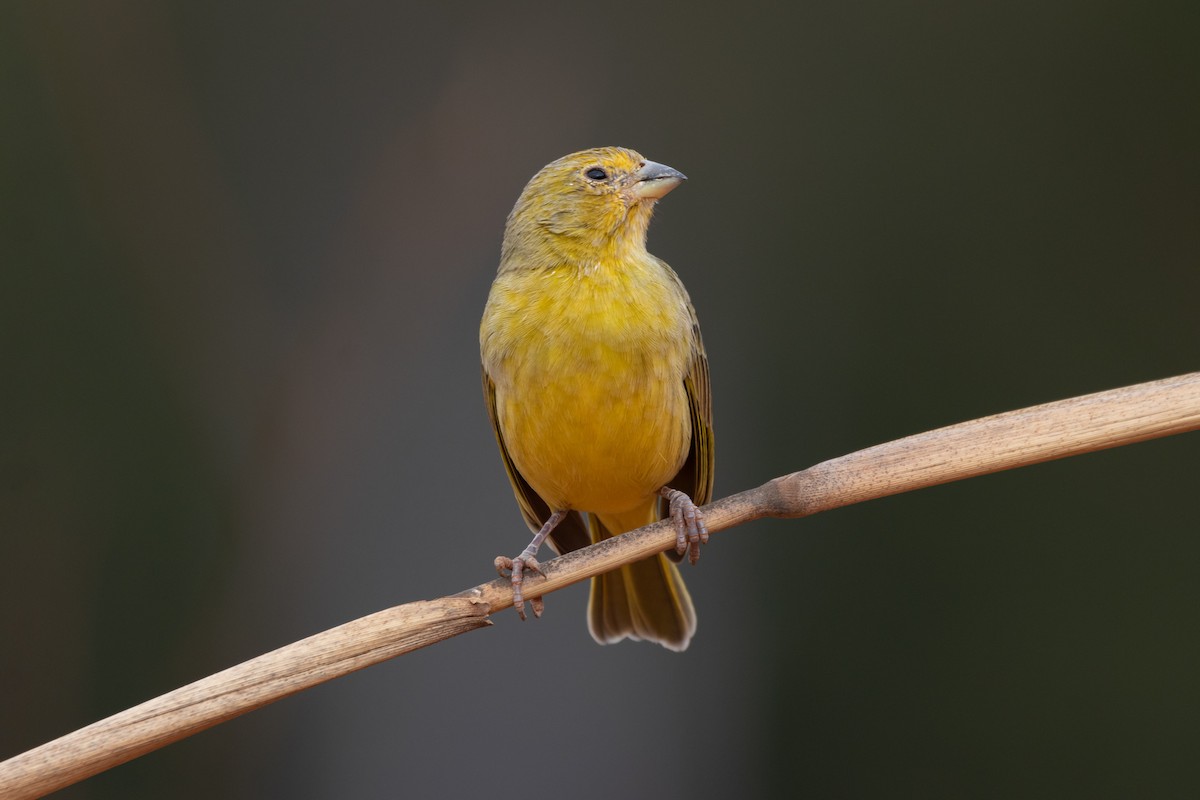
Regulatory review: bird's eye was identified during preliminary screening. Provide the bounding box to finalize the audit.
[584,167,608,181]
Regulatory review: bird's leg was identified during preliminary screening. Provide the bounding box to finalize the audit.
[494,509,568,620]
[659,487,709,566]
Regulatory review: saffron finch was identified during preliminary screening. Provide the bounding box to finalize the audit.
[480,147,714,651]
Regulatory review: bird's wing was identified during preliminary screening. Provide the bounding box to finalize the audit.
[659,277,715,565]
[482,367,592,554]
[674,312,715,508]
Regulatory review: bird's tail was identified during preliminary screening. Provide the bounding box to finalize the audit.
[586,510,696,652]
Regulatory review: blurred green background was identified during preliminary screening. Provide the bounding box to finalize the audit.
[2,1,1197,798]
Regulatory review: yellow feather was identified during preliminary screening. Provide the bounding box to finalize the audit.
[481,147,714,651]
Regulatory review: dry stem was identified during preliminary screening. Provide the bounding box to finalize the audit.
[2,372,1198,799]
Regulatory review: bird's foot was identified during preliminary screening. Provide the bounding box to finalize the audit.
[494,509,567,620]
[659,487,709,565]
[494,554,546,620]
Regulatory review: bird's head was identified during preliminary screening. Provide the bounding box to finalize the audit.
[500,147,686,269]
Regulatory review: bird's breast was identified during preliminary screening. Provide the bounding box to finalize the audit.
[482,259,694,513]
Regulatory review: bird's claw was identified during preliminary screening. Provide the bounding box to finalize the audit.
[660,487,709,565]
[494,554,545,620]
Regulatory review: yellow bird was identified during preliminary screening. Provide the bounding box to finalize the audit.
[480,147,714,651]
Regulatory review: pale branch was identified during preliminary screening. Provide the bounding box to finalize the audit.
[2,371,1198,799]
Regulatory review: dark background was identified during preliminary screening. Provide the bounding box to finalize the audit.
[3,2,1198,798]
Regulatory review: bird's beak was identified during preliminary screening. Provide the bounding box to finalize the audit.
[632,160,687,200]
